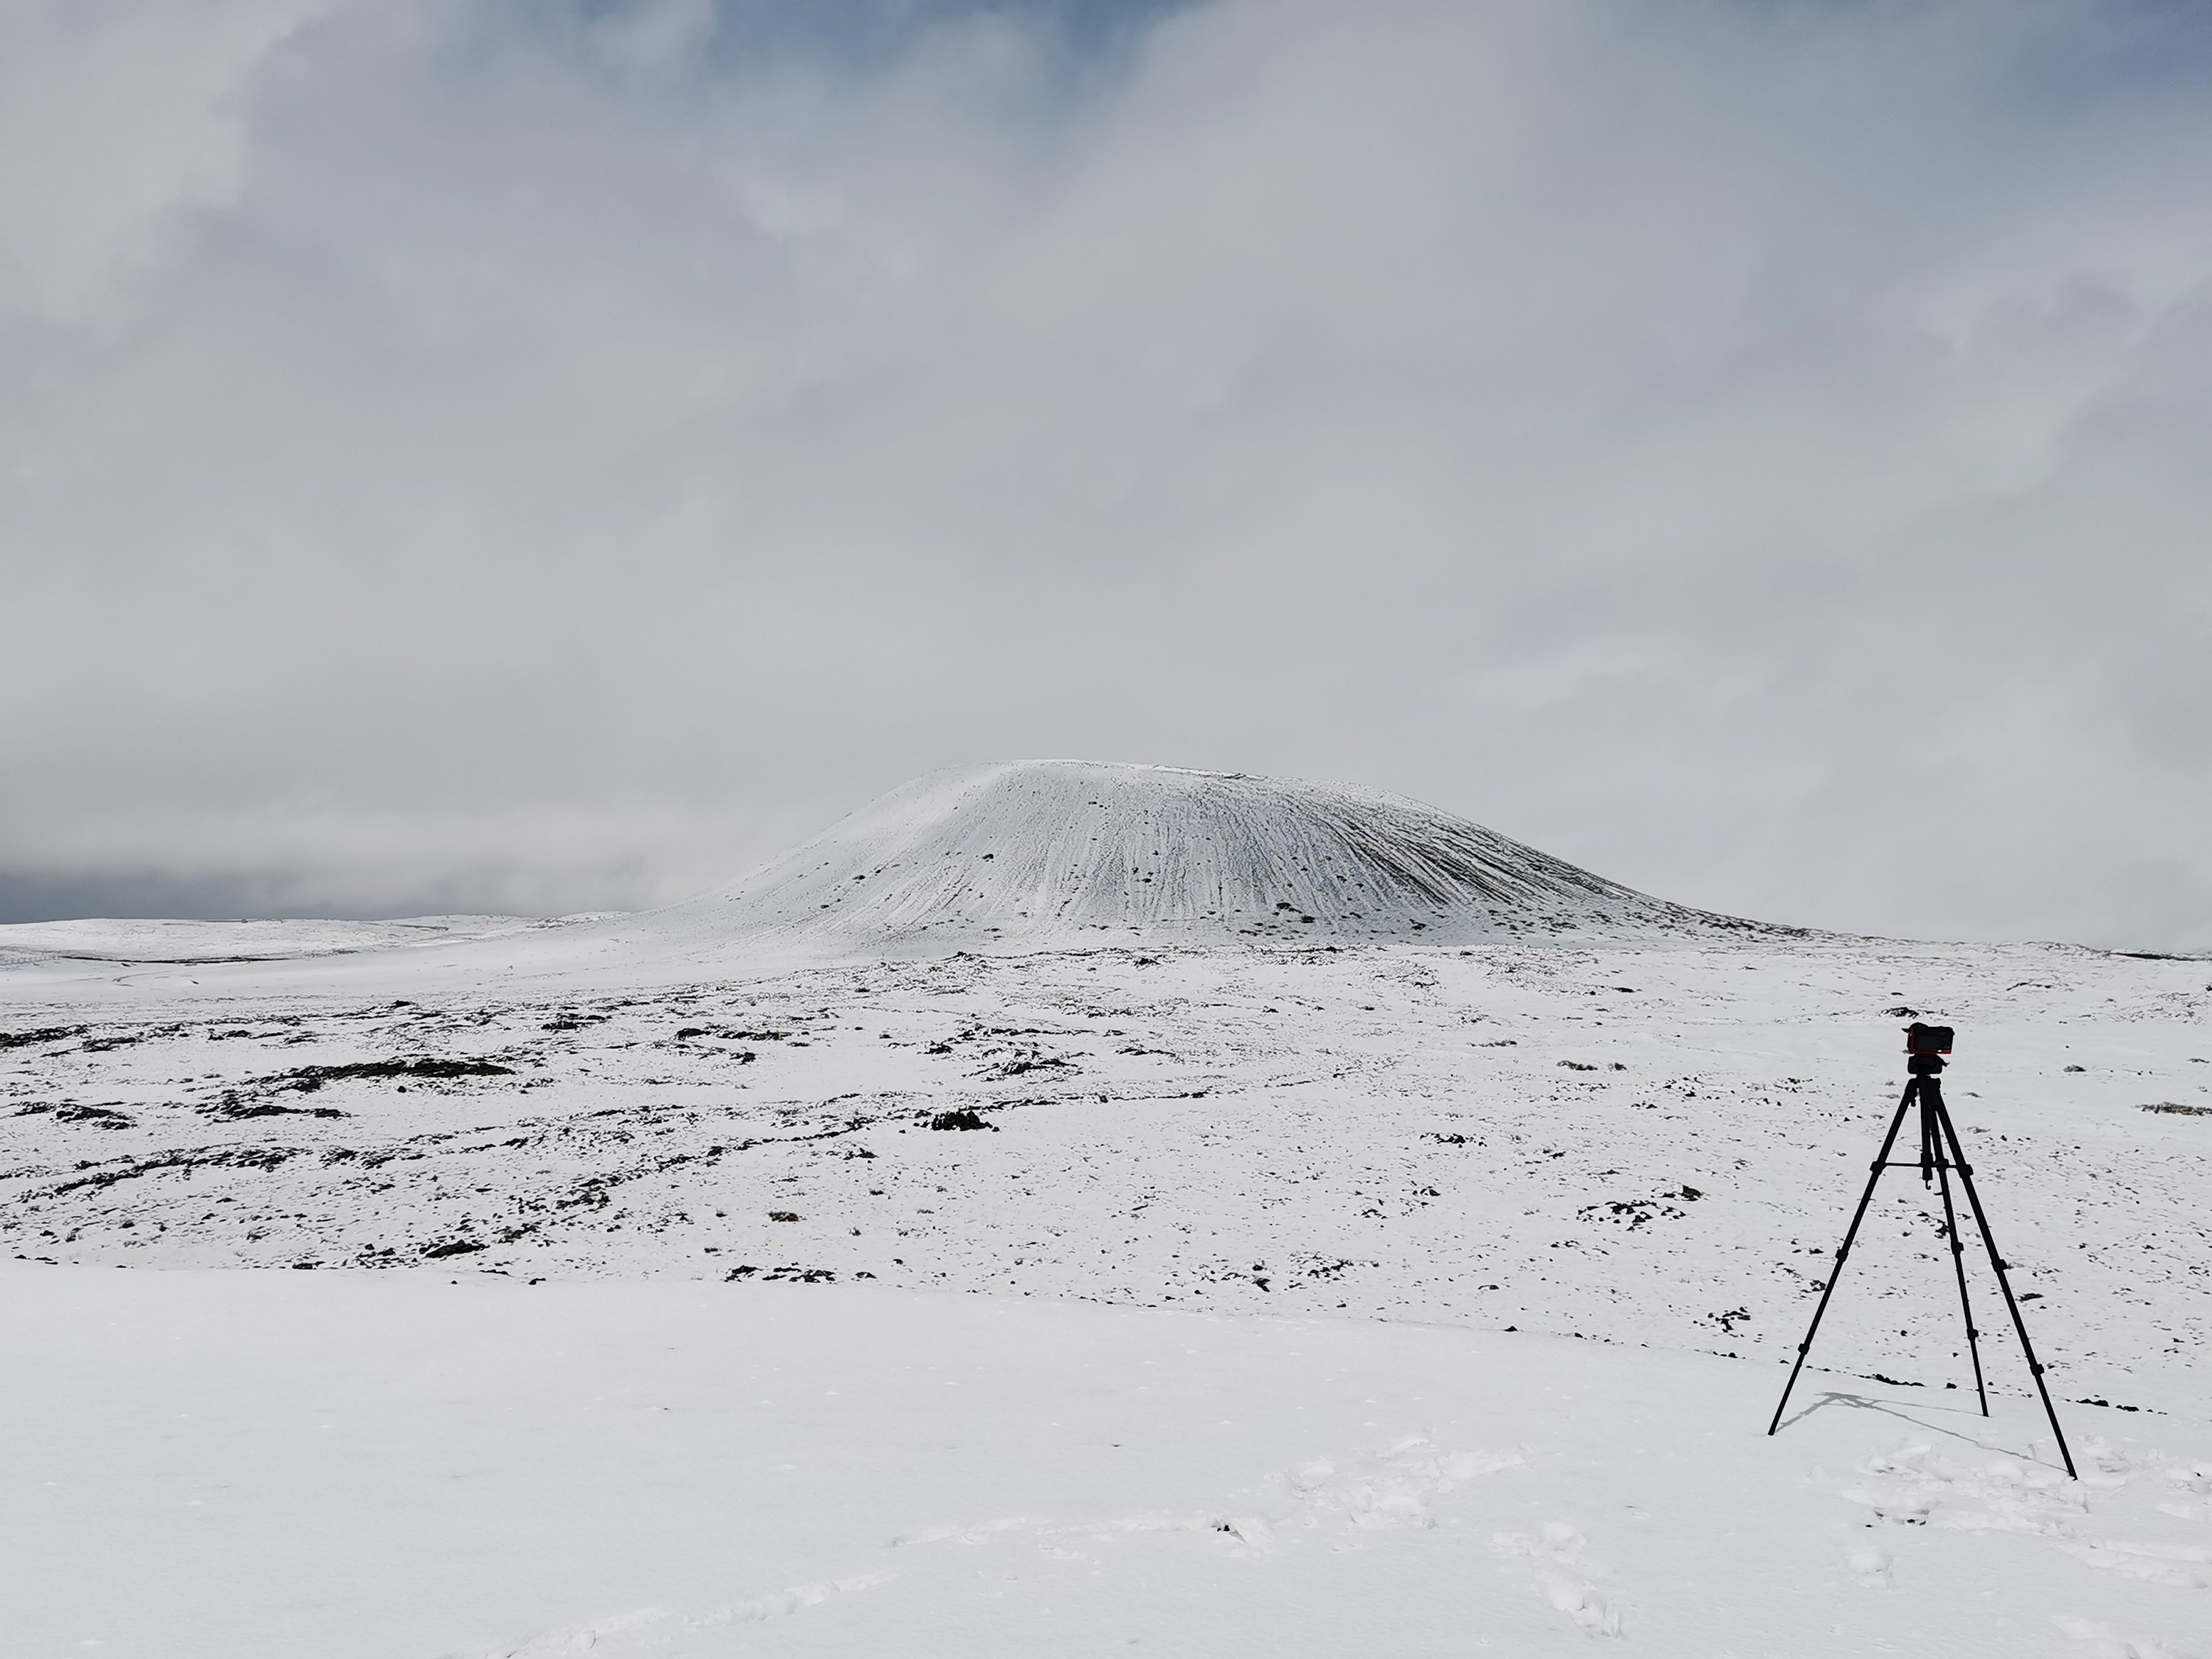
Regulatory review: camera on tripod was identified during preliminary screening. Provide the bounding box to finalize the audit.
[1904,1022,1952,1073]
[1768,1016,2076,1479]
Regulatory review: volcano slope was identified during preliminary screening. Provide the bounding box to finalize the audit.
[626,760,1773,963]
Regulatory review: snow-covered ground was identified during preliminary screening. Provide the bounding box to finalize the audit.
[3,765,2207,1655]
[5,936,2205,1406]
[6,1263,2208,1659]
[0,914,579,966]
[4,936,2208,1655]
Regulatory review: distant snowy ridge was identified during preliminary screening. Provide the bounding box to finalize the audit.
[643,760,1777,957]
[0,914,566,966]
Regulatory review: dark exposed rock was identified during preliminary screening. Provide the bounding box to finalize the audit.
[53,1105,134,1128]
[0,1027,89,1049]
[273,1058,515,1092]
[928,1108,994,1131]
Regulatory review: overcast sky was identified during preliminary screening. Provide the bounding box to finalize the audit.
[4,0,2210,948]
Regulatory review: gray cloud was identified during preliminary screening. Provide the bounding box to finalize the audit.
[4,0,2210,947]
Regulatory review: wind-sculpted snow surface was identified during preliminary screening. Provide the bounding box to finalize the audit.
[6,1265,2208,1659]
[642,761,1765,959]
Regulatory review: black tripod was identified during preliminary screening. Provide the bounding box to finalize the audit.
[1767,1027,2075,1478]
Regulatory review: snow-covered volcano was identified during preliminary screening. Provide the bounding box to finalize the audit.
[646,760,1766,956]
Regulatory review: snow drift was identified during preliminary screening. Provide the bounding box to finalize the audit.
[643,760,1765,957]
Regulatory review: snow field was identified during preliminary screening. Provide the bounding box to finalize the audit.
[5,937,2206,1407]
[0,916,557,966]
[2,1264,2205,1659]
[4,861,2207,1657]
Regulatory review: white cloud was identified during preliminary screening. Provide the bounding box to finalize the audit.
[2,0,2210,945]
[0,0,337,317]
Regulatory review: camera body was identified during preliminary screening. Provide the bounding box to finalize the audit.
[1904,1022,1954,1056]
[1904,1021,1953,1074]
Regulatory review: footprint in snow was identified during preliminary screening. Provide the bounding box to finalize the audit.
[488,1574,894,1657]
[490,1606,674,1657]
[1846,1546,1893,1589]
[1492,1523,1623,1637]
[886,1436,1518,1564]
[2056,1538,2212,1589]
[2054,1613,2202,1659]
[1280,1437,1523,1536]
[2168,1461,2212,1495]
[698,1572,896,1623]
[1839,1440,2087,1535]
[1840,1438,2211,1588]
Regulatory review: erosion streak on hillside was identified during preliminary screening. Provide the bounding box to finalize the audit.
[644,760,1776,959]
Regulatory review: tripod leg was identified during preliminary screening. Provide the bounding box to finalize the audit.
[1929,1095,2077,1479]
[1932,1156,1990,1415]
[1768,1084,1917,1436]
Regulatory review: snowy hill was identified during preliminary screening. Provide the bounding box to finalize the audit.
[640,760,1769,960]
[0,914,556,966]
[0,763,1774,1000]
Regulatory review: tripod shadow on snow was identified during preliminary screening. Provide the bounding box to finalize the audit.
[1780,1389,2052,1466]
